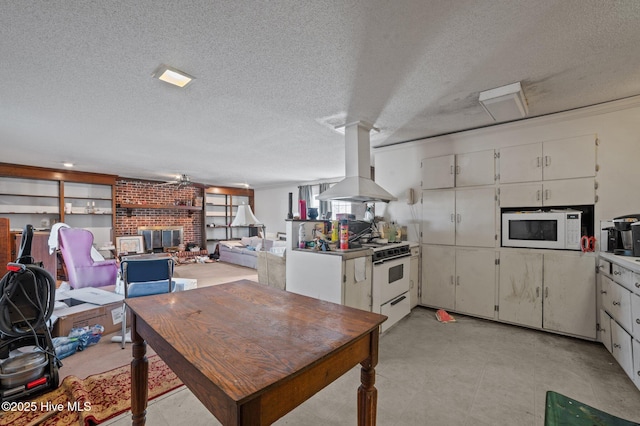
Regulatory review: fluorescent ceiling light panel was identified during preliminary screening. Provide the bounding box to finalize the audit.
[479,82,528,122]
[152,64,194,88]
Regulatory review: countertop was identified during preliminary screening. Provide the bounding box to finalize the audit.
[291,247,373,260]
[599,251,640,273]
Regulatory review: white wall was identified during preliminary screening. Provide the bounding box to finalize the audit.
[254,184,299,237]
[374,96,640,243]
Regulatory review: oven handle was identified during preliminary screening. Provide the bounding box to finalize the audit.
[390,295,407,306]
[373,253,411,265]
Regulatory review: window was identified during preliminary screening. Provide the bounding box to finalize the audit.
[308,184,352,216]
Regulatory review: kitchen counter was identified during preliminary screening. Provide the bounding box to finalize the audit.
[291,247,373,260]
[599,252,640,273]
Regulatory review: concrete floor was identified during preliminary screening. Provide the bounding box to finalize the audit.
[104,307,640,426]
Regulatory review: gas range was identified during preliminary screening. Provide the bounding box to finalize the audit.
[361,241,411,262]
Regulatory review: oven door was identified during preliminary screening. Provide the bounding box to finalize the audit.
[501,213,566,249]
[373,255,411,306]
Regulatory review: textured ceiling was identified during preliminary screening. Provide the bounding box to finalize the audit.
[1,1,640,188]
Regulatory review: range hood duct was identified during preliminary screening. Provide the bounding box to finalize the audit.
[318,121,397,203]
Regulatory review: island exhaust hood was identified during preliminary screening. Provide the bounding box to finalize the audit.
[318,121,397,203]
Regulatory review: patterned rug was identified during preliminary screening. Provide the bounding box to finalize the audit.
[1,355,183,426]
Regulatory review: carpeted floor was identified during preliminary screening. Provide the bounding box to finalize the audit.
[56,261,257,380]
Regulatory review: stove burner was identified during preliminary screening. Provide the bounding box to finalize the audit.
[365,242,410,262]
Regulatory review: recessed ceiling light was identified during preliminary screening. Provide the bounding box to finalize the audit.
[62,162,74,168]
[152,64,195,88]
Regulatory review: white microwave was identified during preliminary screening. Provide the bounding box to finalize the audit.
[501,210,582,250]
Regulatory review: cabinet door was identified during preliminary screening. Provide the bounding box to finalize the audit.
[422,190,455,245]
[498,250,543,328]
[421,155,455,189]
[455,188,496,247]
[543,253,596,339]
[455,248,496,319]
[599,309,612,353]
[632,292,640,337]
[600,275,613,316]
[542,135,596,181]
[409,248,420,309]
[343,257,372,311]
[455,149,495,187]
[542,178,595,206]
[611,320,634,380]
[633,339,640,388]
[499,143,543,184]
[499,183,542,208]
[421,245,455,310]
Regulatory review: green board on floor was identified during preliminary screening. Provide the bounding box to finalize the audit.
[545,391,639,426]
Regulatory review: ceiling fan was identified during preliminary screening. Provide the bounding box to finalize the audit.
[159,174,193,188]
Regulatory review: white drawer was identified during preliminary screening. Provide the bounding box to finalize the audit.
[380,292,410,333]
[632,292,640,338]
[410,246,420,257]
[612,264,634,291]
[611,321,634,381]
[598,258,612,277]
[633,271,640,294]
[609,282,633,333]
[599,309,612,353]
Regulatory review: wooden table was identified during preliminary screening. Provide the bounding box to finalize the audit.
[126,279,387,425]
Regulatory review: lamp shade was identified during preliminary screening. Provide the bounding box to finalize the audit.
[231,204,262,226]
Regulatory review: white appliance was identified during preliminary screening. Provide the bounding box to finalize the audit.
[501,209,582,250]
[369,242,411,332]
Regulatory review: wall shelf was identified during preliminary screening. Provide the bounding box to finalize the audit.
[117,203,202,217]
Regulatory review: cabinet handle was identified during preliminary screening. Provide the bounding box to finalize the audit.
[536,190,541,201]
[613,343,621,349]
[635,282,640,288]
[450,165,454,175]
[456,213,461,223]
[450,213,455,223]
[456,165,460,175]
[545,155,551,167]
[612,301,620,306]
[537,156,542,168]
[456,276,460,286]
[614,271,621,276]
[600,290,607,294]
[544,189,550,200]
[636,319,640,324]
[450,276,454,286]
[536,287,540,298]
[545,287,549,298]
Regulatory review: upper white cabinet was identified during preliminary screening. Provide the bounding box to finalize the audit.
[422,187,496,247]
[499,135,596,184]
[421,149,495,189]
[421,155,455,189]
[499,177,595,208]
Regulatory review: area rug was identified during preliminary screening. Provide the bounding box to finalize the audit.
[1,355,183,426]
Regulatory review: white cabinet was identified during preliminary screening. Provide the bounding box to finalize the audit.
[421,155,455,189]
[409,245,420,309]
[499,135,596,184]
[286,250,372,311]
[421,149,495,189]
[498,250,596,338]
[422,188,496,247]
[597,253,640,390]
[421,245,496,319]
[499,178,595,208]
[611,320,634,379]
[599,309,612,353]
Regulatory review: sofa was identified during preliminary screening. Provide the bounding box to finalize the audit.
[218,237,286,269]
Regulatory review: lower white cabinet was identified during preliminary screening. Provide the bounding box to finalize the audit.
[597,253,640,390]
[498,250,596,338]
[421,245,496,319]
[611,320,634,379]
[409,245,420,309]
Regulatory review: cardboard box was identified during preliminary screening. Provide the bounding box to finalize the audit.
[52,300,124,337]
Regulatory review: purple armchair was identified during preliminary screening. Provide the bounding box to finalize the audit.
[58,228,118,289]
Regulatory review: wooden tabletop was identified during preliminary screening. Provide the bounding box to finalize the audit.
[126,280,387,425]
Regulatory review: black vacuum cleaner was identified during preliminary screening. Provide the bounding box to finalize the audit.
[0,224,60,402]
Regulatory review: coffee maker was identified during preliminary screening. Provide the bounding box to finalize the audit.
[612,214,640,256]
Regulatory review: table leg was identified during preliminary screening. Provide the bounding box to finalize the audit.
[357,330,379,426]
[130,314,148,426]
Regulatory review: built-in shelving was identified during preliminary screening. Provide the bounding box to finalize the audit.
[203,186,256,252]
